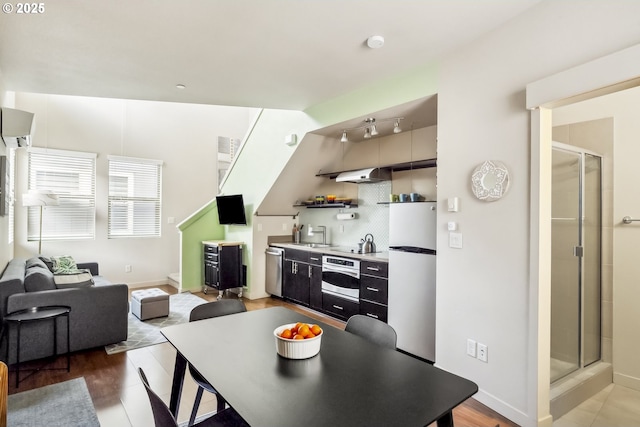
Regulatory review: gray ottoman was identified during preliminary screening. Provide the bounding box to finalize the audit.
[131,288,170,320]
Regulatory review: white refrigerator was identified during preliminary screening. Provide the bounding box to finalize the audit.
[387,201,437,362]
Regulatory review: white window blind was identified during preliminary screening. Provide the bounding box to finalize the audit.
[27,148,97,241]
[108,156,163,238]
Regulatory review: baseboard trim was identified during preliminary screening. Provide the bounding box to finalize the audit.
[466,388,536,427]
[126,279,173,289]
[614,371,640,392]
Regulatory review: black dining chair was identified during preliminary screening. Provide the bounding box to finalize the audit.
[345,314,397,350]
[138,367,247,427]
[187,299,247,427]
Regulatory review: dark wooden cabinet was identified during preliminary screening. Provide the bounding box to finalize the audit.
[283,249,323,308]
[283,259,311,306]
[322,292,359,320]
[359,260,389,322]
[308,253,322,311]
[203,242,244,297]
[281,247,390,323]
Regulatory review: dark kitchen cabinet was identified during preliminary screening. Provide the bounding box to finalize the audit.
[283,258,311,306]
[203,241,244,297]
[308,254,322,310]
[322,292,359,320]
[283,249,323,308]
[359,260,389,322]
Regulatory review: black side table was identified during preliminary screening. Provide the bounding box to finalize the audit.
[3,305,71,387]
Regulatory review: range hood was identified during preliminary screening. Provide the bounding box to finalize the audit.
[335,167,391,184]
[1,107,34,148]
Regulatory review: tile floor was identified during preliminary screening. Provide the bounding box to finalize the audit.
[553,383,640,427]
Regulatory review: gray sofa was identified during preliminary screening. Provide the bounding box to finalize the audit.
[0,257,129,364]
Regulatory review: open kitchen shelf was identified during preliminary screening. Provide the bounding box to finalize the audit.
[293,202,358,209]
[315,158,437,179]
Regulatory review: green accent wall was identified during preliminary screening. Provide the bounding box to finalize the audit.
[178,200,224,292]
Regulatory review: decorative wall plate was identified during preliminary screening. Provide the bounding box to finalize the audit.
[471,160,510,202]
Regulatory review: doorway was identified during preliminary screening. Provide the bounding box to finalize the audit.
[550,143,602,383]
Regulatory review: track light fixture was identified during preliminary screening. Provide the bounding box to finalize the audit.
[338,117,404,142]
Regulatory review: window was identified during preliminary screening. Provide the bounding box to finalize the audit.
[27,148,97,241]
[108,156,163,238]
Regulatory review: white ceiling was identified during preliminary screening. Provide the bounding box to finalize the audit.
[0,1,541,111]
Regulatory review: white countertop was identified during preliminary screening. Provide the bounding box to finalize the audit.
[203,240,244,246]
[270,242,389,262]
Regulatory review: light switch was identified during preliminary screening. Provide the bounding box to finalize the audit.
[449,232,463,249]
[447,197,459,212]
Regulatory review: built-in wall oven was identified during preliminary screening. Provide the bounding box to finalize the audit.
[321,255,360,320]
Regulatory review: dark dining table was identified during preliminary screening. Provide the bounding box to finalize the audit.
[161,306,477,427]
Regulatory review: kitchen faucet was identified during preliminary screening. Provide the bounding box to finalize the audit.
[308,225,326,244]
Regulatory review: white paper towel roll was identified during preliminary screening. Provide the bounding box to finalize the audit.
[336,212,356,220]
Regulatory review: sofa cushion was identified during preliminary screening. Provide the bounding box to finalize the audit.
[26,257,48,270]
[51,255,78,274]
[53,270,94,289]
[24,266,56,292]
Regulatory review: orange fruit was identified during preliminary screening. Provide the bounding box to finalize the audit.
[293,334,305,340]
[310,325,322,336]
[280,329,292,339]
[298,324,310,337]
[305,331,316,339]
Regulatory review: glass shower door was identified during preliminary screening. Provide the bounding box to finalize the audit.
[550,146,602,383]
[550,148,581,382]
[583,153,602,366]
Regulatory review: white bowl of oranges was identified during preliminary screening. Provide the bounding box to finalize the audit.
[274,322,323,359]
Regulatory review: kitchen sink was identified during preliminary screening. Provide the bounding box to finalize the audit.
[293,243,331,248]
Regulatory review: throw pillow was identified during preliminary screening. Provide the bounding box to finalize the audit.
[24,267,56,292]
[26,257,48,270]
[53,270,94,289]
[38,255,55,272]
[51,255,78,274]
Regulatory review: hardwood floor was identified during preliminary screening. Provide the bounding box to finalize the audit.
[7,285,518,427]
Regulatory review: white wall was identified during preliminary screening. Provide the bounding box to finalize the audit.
[435,2,640,426]
[14,93,258,286]
[0,71,14,268]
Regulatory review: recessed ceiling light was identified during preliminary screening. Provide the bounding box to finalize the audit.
[176,84,186,89]
[367,35,385,49]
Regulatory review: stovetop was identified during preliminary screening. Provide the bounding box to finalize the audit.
[329,246,382,255]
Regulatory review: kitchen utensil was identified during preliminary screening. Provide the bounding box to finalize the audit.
[399,194,409,202]
[358,239,365,254]
[363,233,376,253]
[410,193,421,202]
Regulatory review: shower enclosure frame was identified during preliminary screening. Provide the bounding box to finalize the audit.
[550,141,603,384]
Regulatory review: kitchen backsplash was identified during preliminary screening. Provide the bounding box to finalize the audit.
[297,182,391,250]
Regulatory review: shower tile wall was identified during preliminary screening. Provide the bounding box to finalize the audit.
[553,117,614,364]
[298,182,392,249]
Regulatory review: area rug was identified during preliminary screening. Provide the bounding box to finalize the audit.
[8,377,99,427]
[105,292,207,354]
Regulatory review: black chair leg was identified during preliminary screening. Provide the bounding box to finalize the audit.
[188,386,204,427]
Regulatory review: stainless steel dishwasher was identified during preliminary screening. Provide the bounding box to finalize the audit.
[265,247,284,297]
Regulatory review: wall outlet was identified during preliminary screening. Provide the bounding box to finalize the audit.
[282,223,287,231]
[466,339,477,357]
[125,265,132,273]
[477,343,488,362]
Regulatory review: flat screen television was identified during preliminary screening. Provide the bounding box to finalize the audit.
[216,194,247,225]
